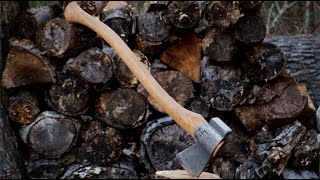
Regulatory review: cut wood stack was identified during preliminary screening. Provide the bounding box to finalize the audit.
[1,1,319,179]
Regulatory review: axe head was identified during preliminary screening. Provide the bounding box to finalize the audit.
[176,117,231,177]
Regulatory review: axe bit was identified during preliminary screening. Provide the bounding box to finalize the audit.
[64,2,232,177]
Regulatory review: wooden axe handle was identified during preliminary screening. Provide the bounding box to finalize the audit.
[64,1,208,137]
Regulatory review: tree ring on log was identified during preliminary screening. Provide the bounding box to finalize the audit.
[19,111,81,158]
[202,28,238,62]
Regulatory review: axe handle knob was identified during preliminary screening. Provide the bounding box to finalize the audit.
[64,1,208,137]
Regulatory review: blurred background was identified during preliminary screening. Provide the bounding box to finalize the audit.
[28,1,320,36]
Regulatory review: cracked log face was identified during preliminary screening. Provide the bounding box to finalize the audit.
[235,75,308,131]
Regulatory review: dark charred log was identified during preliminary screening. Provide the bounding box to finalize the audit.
[14,5,62,39]
[45,73,91,116]
[242,42,287,82]
[167,1,201,32]
[235,14,266,44]
[206,1,241,29]
[66,47,114,84]
[19,111,81,158]
[94,89,149,130]
[202,28,238,62]
[77,120,125,166]
[201,64,244,111]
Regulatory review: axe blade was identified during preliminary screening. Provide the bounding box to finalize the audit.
[176,142,212,177]
[176,117,232,177]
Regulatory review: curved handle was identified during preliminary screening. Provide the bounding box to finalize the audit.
[64,2,208,137]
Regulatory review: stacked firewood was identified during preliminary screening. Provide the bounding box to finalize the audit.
[1,1,319,179]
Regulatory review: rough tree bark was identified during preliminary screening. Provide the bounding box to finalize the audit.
[265,34,320,107]
[0,1,28,178]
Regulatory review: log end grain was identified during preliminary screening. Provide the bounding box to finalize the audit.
[2,39,56,88]
[160,31,201,82]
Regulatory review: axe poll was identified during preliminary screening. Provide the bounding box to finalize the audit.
[64,1,232,177]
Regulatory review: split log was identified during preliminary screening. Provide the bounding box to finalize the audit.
[282,168,320,179]
[235,75,308,131]
[45,73,91,116]
[77,120,125,166]
[19,111,81,158]
[66,47,114,84]
[160,31,201,82]
[292,129,320,168]
[100,1,135,44]
[260,121,307,176]
[234,14,266,44]
[265,34,320,107]
[8,91,40,125]
[36,18,100,58]
[137,70,194,114]
[2,38,56,89]
[201,28,238,62]
[249,122,307,177]
[135,1,178,57]
[14,5,62,39]
[206,1,241,29]
[0,2,27,178]
[94,89,149,130]
[113,49,151,88]
[26,159,65,179]
[140,116,195,173]
[155,170,221,179]
[201,64,244,111]
[167,1,201,32]
[242,42,287,82]
[297,83,317,129]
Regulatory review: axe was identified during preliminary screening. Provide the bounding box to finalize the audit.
[64,2,232,177]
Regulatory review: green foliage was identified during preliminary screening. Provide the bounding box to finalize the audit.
[28,1,59,8]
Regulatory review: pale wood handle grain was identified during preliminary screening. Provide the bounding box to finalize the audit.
[64,1,208,137]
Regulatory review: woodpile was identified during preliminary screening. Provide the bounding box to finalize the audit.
[1,1,319,179]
